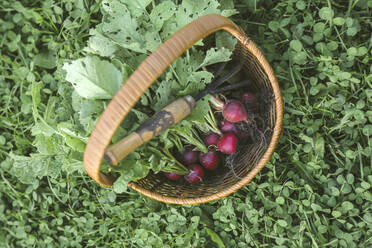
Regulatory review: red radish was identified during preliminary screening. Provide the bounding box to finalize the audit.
[164,172,181,181]
[184,164,204,183]
[218,133,238,154]
[199,149,220,170]
[204,133,220,146]
[220,120,238,134]
[209,96,250,124]
[182,149,199,165]
[223,100,249,123]
[241,92,258,112]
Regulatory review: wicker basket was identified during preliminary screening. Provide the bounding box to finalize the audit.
[83,14,283,205]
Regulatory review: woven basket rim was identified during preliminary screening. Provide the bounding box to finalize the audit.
[129,37,283,205]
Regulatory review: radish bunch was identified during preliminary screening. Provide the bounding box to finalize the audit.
[164,91,259,184]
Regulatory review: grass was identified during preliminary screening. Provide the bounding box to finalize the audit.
[0,0,371,247]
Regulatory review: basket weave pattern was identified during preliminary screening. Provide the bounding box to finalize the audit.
[84,14,283,205]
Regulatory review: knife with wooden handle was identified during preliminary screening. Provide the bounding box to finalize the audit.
[103,62,248,166]
[104,96,195,165]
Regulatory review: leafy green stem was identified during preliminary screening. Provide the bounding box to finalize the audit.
[161,147,188,174]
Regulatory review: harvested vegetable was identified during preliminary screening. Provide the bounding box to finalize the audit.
[220,120,238,134]
[204,133,220,146]
[182,149,199,165]
[218,133,238,154]
[184,164,204,183]
[164,172,182,181]
[222,100,250,124]
[199,149,220,170]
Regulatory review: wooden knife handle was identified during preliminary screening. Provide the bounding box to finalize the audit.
[104,96,195,165]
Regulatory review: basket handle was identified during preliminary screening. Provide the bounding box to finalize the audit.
[84,14,247,187]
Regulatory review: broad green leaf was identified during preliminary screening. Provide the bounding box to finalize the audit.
[277,219,288,227]
[31,81,42,109]
[187,95,212,124]
[152,80,176,111]
[280,18,291,27]
[347,27,358,36]
[113,153,150,193]
[361,181,371,190]
[188,49,205,71]
[319,7,334,21]
[219,0,234,10]
[219,0,238,16]
[333,17,345,25]
[63,56,122,99]
[290,40,303,52]
[125,0,152,17]
[31,121,56,137]
[150,1,176,31]
[314,22,325,33]
[332,210,342,218]
[221,9,238,17]
[99,0,147,53]
[341,201,354,211]
[299,133,313,144]
[276,196,285,204]
[33,133,65,155]
[0,135,5,146]
[175,0,221,28]
[357,46,368,56]
[268,21,280,32]
[314,134,325,158]
[327,41,338,51]
[144,31,162,51]
[292,51,307,64]
[65,135,86,152]
[178,71,213,96]
[205,227,225,248]
[131,109,149,123]
[198,47,233,68]
[71,91,103,120]
[113,174,129,193]
[9,153,51,184]
[85,29,117,57]
[33,50,57,69]
[174,58,191,87]
[296,0,306,10]
[31,81,43,120]
[216,31,237,51]
[313,32,323,42]
[347,47,358,56]
[362,125,372,136]
[346,17,354,27]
